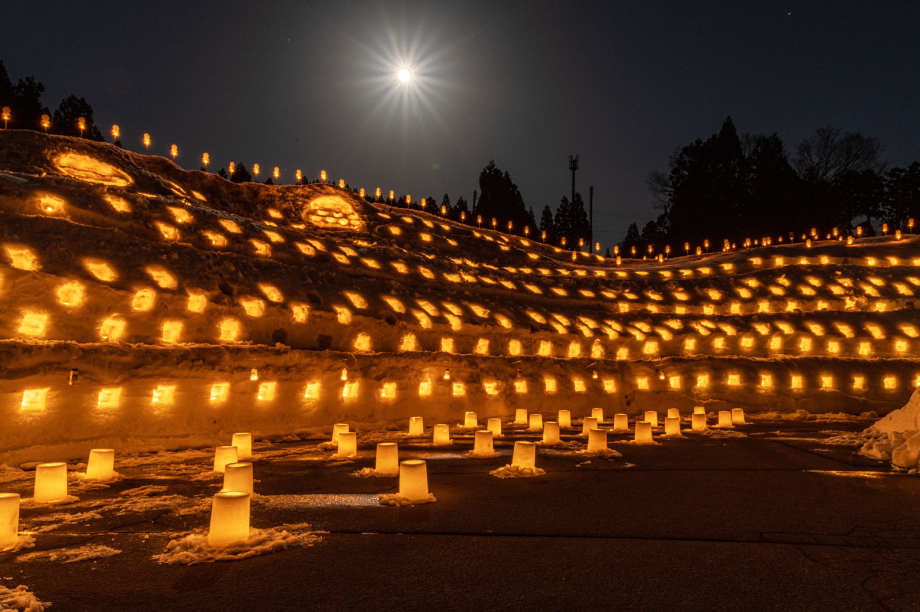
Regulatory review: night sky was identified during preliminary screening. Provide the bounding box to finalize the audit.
[4,1,919,246]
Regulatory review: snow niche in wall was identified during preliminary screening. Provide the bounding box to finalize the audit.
[302,195,365,230]
[53,152,133,187]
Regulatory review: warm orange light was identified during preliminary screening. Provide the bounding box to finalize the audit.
[143,133,150,148]
[253,164,260,176]
[170,144,178,158]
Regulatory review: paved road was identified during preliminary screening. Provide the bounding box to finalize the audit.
[3,420,919,611]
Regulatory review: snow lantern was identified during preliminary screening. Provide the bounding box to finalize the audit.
[85,449,115,481]
[613,414,629,431]
[528,413,543,431]
[634,421,654,444]
[0,493,20,547]
[336,432,357,458]
[408,416,424,436]
[581,417,598,436]
[487,418,502,438]
[693,406,705,415]
[231,433,252,461]
[667,408,679,420]
[664,417,681,436]
[433,424,451,445]
[376,443,399,475]
[691,413,707,431]
[558,410,572,428]
[473,430,495,455]
[542,422,561,445]
[587,428,608,452]
[514,409,528,425]
[222,462,253,494]
[332,423,349,443]
[731,408,746,424]
[170,144,177,159]
[34,463,68,502]
[591,407,604,423]
[464,411,478,428]
[717,411,733,428]
[213,445,239,473]
[208,491,250,547]
[511,441,537,470]
[398,460,430,501]
[644,411,659,427]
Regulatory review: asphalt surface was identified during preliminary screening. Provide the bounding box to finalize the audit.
[3,419,919,612]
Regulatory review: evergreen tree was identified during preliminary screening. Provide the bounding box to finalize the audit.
[52,95,104,140]
[264,177,274,185]
[0,61,15,110]
[622,222,641,255]
[835,169,884,230]
[882,163,920,229]
[230,163,252,183]
[476,161,530,231]
[9,76,49,131]
[441,193,452,217]
[454,196,469,223]
[553,196,571,247]
[539,205,556,243]
[218,168,228,179]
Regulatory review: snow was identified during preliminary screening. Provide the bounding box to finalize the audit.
[378,492,437,506]
[489,465,546,478]
[17,544,121,564]
[859,388,920,469]
[19,496,79,509]
[155,524,321,565]
[0,536,34,554]
[466,450,501,459]
[26,511,102,533]
[0,584,50,612]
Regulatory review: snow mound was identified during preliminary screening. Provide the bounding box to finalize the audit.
[694,429,747,439]
[0,466,29,485]
[0,584,51,612]
[578,448,623,457]
[489,465,546,478]
[155,525,321,565]
[352,468,397,478]
[466,450,501,459]
[870,387,920,434]
[377,493,436,506]
[0,535,35,553]
[28,511,103,533]
[17,544,120,564]
[19,496,79,509]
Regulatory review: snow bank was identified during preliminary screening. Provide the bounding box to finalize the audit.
[378,492,436,506]
[0,535,34,554]
[155,525,321,565]
[0,584,50,612]
[860,388,920,470]
[17,544,120,563]
[489,465,546,478]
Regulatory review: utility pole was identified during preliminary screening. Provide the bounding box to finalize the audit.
[589,186,593,253]
[568,154,579,206]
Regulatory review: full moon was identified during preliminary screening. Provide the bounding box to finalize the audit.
[397,68,411,83]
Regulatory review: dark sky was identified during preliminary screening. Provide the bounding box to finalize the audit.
[4,1,919,246]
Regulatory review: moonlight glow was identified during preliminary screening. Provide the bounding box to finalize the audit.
[397,68,411,83]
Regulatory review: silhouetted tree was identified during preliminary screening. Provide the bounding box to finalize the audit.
[8,75,49,131]
[793,125,885,183]
[218,168,228,179]
[882,162,920,229]
[835,169,884,231]
[263,177,273,185]
[475,161,530,231]
[454,196,469,223]
[440,194,452,217]
[230,163,252,183]
[539,205,556,244]
[622,222,641,255]
[51,95,104,140]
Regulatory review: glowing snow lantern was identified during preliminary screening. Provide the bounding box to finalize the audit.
[508,442,536,471]
[376,443,399,475]
[667,408,679,420]
[409,416,425,436]
[295,169,302,182]
[528,413,543,430]
[77,116,86,136]
[319,170,327,181]
[250,368,259,381]
[664,417,681,436]
[34,462,68,502]
[389,190,395,201]
[433,424,451,445]
[847,235,854,245]
[336,432,357,458]
[473,430,496,455]
[143,133,150,150]
[644,411,658,427]
[691,413,707,431]
[464,411,478,428]
[214,446,239,472]
[229,161,235,175]
[581,417,598,436]
[487,418,502,438]
[1,106,9,128]
[717,411,733,428]
[882,223,888,235]
[332,423,349,443]
[231,433,252,461]
[274,167,280,180]
[514,409,528,425]
[613,414,629,430]
[222,462,253,494]
[558,410,572,428]
[591,407,604,423]
[634,421,653,444]
[896,229,902,240]
[399,460,431,501]
[360,187,365,197]
[253,164,260,177]
[85,449,115,481]
[207,491,250,547]
[587,428,608,452]
[536,422,559,445]
[0,493,19,548]
[731,408,746,424]
[41,114,50,132]
[170,144,177,159]
[338,179,345,189]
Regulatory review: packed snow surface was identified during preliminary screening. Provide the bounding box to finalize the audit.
[0,584,50,612]
[490,465,546,478]
[378,492,437,506]
[155,524,321,565]
[17,545,121,564]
